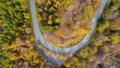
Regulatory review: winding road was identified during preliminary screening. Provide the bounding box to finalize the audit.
[29,0,108,66]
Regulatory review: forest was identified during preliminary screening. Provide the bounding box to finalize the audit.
[0,0,120,68]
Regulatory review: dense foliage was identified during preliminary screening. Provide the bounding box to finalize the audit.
[0,0,120,68]
[0,0,40,67]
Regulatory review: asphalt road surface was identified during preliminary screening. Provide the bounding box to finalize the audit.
[29,0,108,66]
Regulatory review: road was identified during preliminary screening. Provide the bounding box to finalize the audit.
[29,0,108,66]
